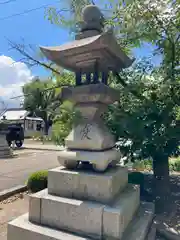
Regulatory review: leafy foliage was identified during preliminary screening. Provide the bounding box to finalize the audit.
[45,0,93,34]
[109,0,180,77]
[27,170,48,193]
[51,100,82,146]
[132,157,180,172]
[22,73,74,134]
[23,77,55,114]
[106,62,180,160]
[128,171,144,194]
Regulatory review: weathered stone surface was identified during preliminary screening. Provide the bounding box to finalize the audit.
[75,103,107,120]
[40,31,133,73]
[48,165,128,204]
[7,202,154,240]
[61,83,120,105]
[121,202,155,240]
[29,189,47,224]
[41,194,104,239]
[65,121,115,150]
[103,184,140,239]
[29,185,139,240]
[8,213,92,240]
[57,148,121,171]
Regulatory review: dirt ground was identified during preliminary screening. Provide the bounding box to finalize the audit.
[0,193,29,240]
[142,173,180,238]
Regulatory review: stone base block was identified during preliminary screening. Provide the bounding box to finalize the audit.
[121,202,155,240]
[57,148,121,171]
[29,184,139,240]
[48,165,128,204]
[7,213,92,240]
[103,184,140,239]
[7,202,154,240]
[30,189,104,239]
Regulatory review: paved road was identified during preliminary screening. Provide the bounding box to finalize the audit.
[0,150,59,192]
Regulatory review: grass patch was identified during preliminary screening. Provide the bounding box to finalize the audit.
[132,156,180,172]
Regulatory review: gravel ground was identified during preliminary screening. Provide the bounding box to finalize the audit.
[0,192,29,240]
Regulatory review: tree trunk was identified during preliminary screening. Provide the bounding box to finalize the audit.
[152,154,171,214]
[42,112,49,136]
[44,120,49,136]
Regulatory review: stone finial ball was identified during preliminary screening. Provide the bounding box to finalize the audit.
[82,5,103,23]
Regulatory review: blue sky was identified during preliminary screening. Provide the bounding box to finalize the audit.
[0,0,71,77]
[0,0,161,107]
[0,0,161,74]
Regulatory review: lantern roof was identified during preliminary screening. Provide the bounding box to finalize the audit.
[40,5,134,73]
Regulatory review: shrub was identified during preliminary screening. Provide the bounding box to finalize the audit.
[27,170,48,193]
[132,160,152,171]
[169,157,180,171]
[132,157,180,172]
[128,171,145,194]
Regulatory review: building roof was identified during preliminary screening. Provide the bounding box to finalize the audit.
[0,108,43,121]
[25,117,43,121]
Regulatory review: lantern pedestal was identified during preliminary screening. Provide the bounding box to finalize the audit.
[58,83,120,171]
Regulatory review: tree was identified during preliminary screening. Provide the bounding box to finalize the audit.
[107,0,180,212]
[23,73,75,135]
[23,77,56,135]
[106,62,179,212]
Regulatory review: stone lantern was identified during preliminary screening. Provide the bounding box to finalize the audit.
[40,5,133,172]
[7,5,154,240]
[0,124,13,158]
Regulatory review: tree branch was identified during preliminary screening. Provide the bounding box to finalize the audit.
[144,4,173,45]
[113,71,147,101]
[8,39,62,76]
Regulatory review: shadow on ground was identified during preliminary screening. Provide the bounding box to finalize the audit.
[142,173,180,234]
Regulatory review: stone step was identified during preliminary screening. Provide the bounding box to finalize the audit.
[7,213,92,240]
[29,184,140,239]
[121,202,155,240]
[7,202,154,240]
[102,185,140,239]
[48,165,128,204]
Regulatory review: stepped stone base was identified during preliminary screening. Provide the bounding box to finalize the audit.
[48,166,128,204]
[7,202,154,240]
[29,184,139,239]
[7,162,155,240]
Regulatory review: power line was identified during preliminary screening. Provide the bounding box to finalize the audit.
[0,0,17,5]
[0,1,112,22]
[0,0,68,21]
[0,0,16,4]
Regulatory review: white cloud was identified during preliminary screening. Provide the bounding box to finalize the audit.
[0,55,33,108]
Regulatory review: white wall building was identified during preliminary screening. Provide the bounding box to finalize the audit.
[0,108,44,137]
